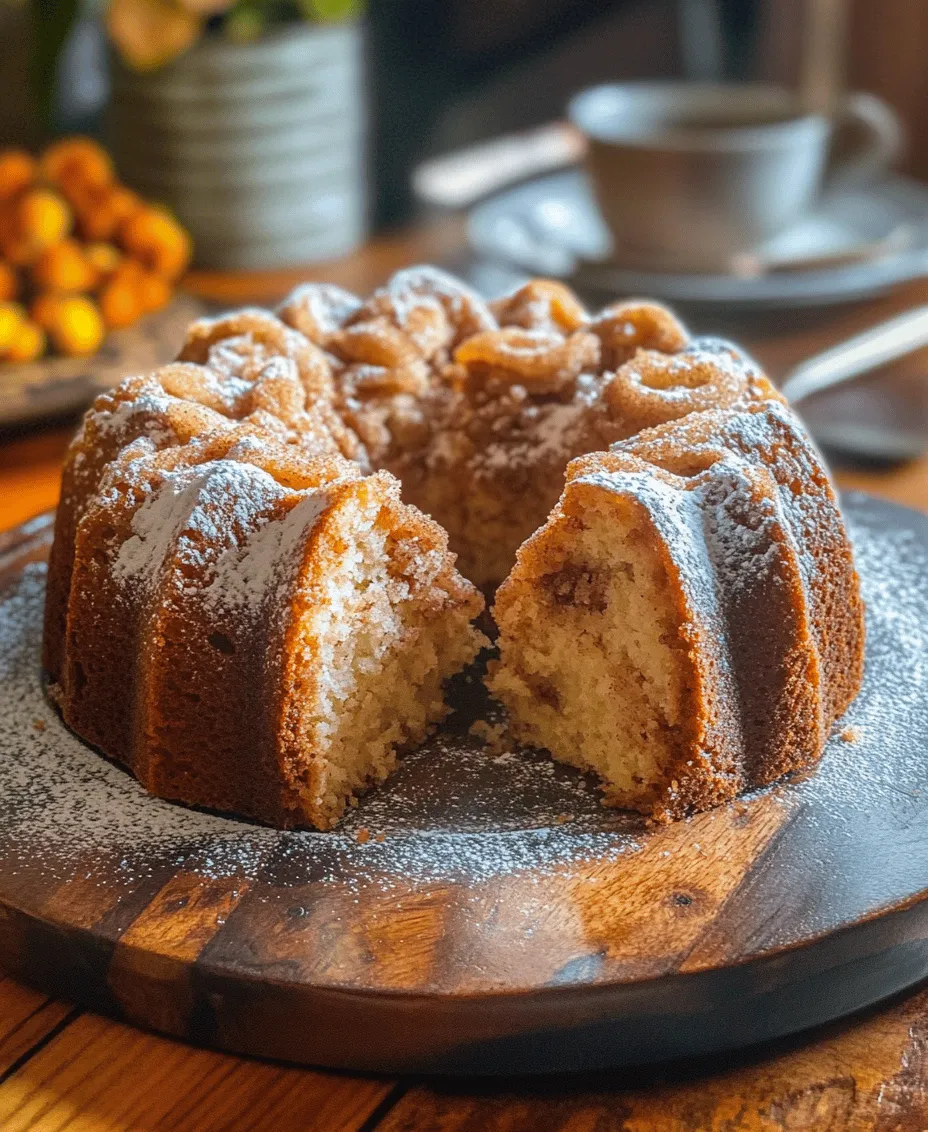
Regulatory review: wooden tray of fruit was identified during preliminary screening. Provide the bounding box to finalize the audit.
[0,138,203,428]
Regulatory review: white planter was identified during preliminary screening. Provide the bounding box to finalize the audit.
[108,22,366,270]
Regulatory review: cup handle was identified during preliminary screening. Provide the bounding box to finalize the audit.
[826,92,904,188]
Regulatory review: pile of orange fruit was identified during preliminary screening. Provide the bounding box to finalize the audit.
[0,137,192,364]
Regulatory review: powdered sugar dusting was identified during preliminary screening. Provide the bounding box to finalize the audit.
[2,498,926,941]
[702,458,784,593]
[473,397,600,478]
[110,456,338,640]
[280,282,362,341]
[94,389,176,444]
[203,489,331,617]
[383,265,492,330]
[0,567,638,891]
[112,465,217,588]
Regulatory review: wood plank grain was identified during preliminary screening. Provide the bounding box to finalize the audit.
[377,986,928,1131]
[0,978,73,1078]
[0,1012,394,1132]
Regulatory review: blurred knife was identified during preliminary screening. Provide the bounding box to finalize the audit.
[781,305,928,462]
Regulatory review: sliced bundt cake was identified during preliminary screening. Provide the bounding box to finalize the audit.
[44,268,866,829]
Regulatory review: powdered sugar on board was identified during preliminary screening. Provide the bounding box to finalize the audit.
[1,494,928,935]
[0,566,641,892]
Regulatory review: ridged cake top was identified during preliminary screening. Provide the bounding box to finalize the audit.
[272,269,779,474]
[569,400,829,591]
[65,268,782,502]
[104,449,347,637]
[83,419,367,661]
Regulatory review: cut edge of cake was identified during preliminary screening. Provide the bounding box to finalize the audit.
[488,401,865,821]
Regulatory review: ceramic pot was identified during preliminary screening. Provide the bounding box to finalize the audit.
[108,22,366,270]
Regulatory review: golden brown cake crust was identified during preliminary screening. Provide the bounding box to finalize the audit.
[42,349,357,684]
[44,287,489,830]
[59,429,481,829]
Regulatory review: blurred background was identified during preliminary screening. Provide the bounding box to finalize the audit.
[2,0,928,482]
[2,0,926,244]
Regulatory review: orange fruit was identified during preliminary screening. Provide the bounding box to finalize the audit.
[77,185,141,242]
[5,318,45,363]
[2,241,34,267]
[112,257,145,283]
[40,137,114,194]
[84,241,121,279]
[99,277,143,330]
[0,151,36,200]
[120,205,191,278]
[0,301,25,352]
[0,261,18,302]
[10,189,72,263]
[0,202,32,266]
[30,293,64,332]
[135,270,172,313]
[31,238,97,293]
[46,295,105,356]
[56,177,96,213]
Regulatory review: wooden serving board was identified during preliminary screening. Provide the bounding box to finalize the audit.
[0,295,205,429]
[0,494,926,1076]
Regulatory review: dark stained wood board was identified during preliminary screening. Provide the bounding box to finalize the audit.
[376,990,928,1129]
[0,495,926,1076]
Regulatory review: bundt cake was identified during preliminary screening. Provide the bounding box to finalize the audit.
[488,398,865,820]
[44,265,865,829]
[276,269,779,587]
[45,357,485,830]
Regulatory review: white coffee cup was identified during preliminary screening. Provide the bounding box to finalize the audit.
[568,81,903,273]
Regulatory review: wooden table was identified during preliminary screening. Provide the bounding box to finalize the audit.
[1,230,927,1130]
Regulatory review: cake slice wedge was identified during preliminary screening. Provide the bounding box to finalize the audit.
[58,427,486,829]
[487,400,864,821]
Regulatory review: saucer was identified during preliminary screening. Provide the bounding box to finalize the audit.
[468,169,928,309]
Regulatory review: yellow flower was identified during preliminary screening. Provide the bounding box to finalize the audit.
[106,0,202,71]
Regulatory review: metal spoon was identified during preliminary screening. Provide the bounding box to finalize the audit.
[780,304,928,463]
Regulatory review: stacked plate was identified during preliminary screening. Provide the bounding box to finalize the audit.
[109,23,366,270]
[468,168,928,310]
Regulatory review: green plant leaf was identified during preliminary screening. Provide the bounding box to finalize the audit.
[224,4,265,42]
[297,0,363,23]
